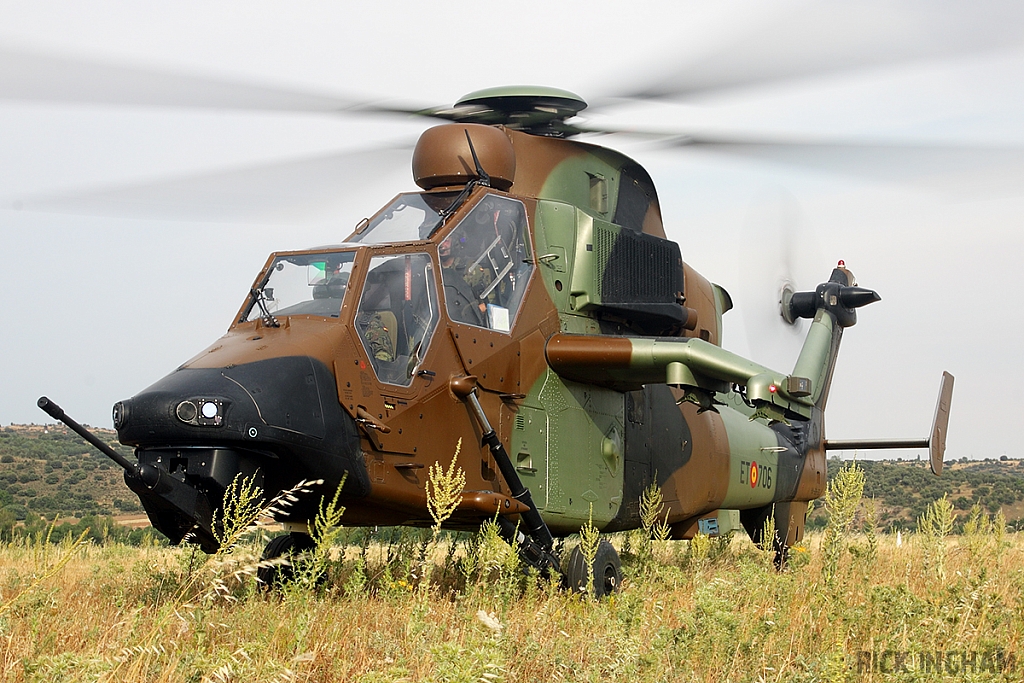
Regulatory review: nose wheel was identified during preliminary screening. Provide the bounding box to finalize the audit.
[257,532,317,587]
[564,540,622,598]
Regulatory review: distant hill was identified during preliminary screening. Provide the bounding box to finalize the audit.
[809,457,1024,529]
[4,424,1024,530]
[0,423,141,521]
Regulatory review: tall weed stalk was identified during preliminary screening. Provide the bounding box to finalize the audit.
[423,438,466,591]
[917,494,954,582]
[758,508,777,569]
[820,460,864,588]
[579,504,600,596]
[635,481,670,573]
[289,474,347,590]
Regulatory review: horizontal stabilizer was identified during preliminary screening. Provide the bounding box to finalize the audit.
[823,371,954,475]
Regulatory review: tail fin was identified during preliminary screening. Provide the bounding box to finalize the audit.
[824,371,954,475]
[785,263,880,411]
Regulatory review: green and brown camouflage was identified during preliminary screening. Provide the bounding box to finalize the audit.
[358,311,397,363]
[56,88,946,565]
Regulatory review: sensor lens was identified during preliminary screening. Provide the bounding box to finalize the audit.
[112,402,127,429]
[176,401,198,422]
[201,401,219,419]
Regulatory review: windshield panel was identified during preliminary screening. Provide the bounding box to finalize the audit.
[355,253,439,386]
[441,194,532,332]
[349,192,458,245]
[243,251,356,321]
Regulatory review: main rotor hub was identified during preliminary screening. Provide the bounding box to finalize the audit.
[434,86,588,137]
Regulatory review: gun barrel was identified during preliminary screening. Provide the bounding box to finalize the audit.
[36,396,137,473]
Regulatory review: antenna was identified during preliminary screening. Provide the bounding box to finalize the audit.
[464,130,491,187]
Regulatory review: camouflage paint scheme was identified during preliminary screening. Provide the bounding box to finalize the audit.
[111,115,868,554]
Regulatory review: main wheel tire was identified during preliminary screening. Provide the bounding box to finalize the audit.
[565,540,622,598]
[257,532,316,588]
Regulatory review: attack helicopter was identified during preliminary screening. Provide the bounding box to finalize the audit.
[40,86,953,595]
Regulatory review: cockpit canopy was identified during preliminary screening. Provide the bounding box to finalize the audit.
[241,188,535,388]
[439,193,531,331]
[348,192,458,245]
[354,252,439,387]
[243,250,356,321]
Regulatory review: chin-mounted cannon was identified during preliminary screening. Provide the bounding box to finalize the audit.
[37,396,221,552]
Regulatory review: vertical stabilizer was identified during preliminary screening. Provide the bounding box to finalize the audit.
[784,263,880,411]
[928,372,954,475]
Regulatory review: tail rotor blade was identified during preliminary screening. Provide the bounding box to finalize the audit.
[734,191,823,373]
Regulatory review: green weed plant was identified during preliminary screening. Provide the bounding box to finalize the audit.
[820,460,865,588]
[5,456,1024,682]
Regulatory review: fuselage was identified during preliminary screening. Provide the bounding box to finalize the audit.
[114,124,831,549]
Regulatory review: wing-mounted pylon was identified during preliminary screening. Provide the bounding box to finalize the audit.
[546,262,883,425]
[545,332,815,421]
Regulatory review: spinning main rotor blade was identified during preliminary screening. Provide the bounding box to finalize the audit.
[622,0,1024,100]
[10,145,413,224]
[6,0,1023,119]
[4,2,1022,227]
[17,134,1020,226]
[0,47,432,117]
[665,136,1024,192]
[0,47,353,111]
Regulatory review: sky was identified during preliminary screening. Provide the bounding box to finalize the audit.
[1,0,1023,460]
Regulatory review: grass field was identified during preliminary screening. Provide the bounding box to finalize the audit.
[1,465,1022,682]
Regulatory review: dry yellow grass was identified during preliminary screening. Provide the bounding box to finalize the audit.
[0,525,1022,682]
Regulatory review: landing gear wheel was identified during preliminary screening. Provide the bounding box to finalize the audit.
[257,532,316,588]
[774,545,790,571]
[565,539,621,598]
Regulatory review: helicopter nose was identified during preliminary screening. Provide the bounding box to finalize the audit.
[114,355,368,496]
[111,355,368,550]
